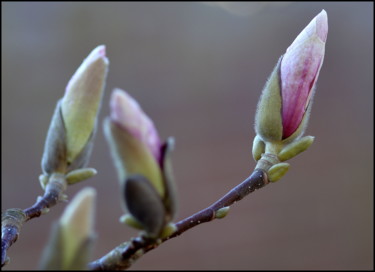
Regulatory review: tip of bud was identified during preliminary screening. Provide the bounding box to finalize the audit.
[110,88,162,162]
[110,88,142,128]
[316,10,328,43]
[280,10,327,140]
[88,45,106,59]
[60,187,96,228]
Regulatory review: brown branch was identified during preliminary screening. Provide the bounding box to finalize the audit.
[1,173,67,267]
[88,169,268,270]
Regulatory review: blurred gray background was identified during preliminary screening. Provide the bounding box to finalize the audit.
[2,2,373,270]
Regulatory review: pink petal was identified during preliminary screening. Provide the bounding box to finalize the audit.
[110,88,162,162]
[281,10,327,139]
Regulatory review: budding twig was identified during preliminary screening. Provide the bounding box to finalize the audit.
[88,169,268,270]
[1,174,67,267]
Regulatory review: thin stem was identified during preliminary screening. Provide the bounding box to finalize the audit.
[1,174,67,267]
[88,169,268,270]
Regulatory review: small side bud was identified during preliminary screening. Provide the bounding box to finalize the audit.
[40,207,50,214]
[66,168,97,185]
[159,222,177,239]
[278,136,314,161]
[39,174,49,190]
[268,162,290,182]
[252,135,265,161]
[119,214,144,230]
[215,206,230,219]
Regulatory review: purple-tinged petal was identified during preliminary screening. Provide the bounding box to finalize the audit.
[110,88,162,162]
[281,10,327,139]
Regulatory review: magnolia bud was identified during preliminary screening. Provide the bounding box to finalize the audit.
[40,187,96,270]
[62,45,109,164]
[104,88,164,196]
[268,163,290,182]
[41,45,109,176]
[255,10,328,143]
[104,89,177,237]
[254,10,327,182]
[281,10,328,140]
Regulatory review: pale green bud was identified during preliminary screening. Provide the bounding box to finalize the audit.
[268,162,290,182]
[40,187,96,270]
[59,187,96,269]
[119,214,144,230]
[41,46,109,177]
[252,135,265,161]
[39,174,49,190]
[215,206,230,219]
[278,136,314,161]
[61,46,109,164]
[65,168,97,185]
[159,222,177,239]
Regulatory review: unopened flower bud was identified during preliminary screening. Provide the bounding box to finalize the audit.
[105,88,164,196]
[252,135,265,161]
[62,45,109,164]
[281,10,327,140]
[254,11,327,180]
[255,10,328,143]
[104,89,177,238]
[41,45,109,176]
[40,187,96,270]
[110,88,162,162]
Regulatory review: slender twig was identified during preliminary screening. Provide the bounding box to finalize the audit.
[88,169,268,270]
[1,173,67,267]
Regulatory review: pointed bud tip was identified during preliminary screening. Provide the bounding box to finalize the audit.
[96,45,106,57]
[110,88,141,127]
[88,45,107,59]
[60,187,96,227]
[109,88,162,161]
[316,10,328,43]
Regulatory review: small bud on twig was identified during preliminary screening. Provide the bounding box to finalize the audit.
[254,10,328,178]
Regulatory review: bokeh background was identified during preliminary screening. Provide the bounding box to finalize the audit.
[2,2,373,270]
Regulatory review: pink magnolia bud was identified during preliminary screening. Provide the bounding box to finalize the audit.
[106,90,177,237]
[110,88,162,162]
[281,10,328,139]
